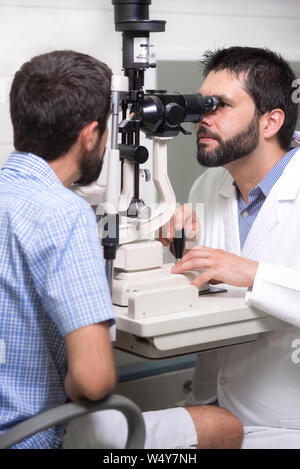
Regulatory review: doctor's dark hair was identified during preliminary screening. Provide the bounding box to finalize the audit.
[201,47,298,150]
[10,50,112,161]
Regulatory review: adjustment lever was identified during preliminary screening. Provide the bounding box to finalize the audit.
[178,126,192,136]
[171,228,186,263]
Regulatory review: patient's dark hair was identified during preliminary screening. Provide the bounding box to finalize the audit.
[10,50,112,161]
[201,47,298,150]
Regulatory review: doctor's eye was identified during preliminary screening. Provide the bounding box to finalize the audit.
[219,101,230,108]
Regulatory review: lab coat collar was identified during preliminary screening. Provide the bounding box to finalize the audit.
[242,147,300,257]
[219,146,300,202]
[275,147,300,200]
[218,142,300,258]
[219,171,236,199]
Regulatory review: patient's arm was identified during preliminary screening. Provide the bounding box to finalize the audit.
[64,322,116,402]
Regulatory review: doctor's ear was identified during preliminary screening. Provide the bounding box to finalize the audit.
[78,121,100,152]
[261,108,285,141]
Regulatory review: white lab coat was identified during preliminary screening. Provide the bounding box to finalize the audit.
[188,146,300,448]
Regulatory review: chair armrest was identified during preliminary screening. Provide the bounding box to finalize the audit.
[0,394,145,449]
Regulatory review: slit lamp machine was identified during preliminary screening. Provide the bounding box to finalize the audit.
[75,0,286,359]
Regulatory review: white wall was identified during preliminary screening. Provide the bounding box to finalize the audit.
[152,0,300,61]
[0,0,300,168]
[0,0,118,167]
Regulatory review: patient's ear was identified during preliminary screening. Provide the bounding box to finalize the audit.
[78,121,99,151]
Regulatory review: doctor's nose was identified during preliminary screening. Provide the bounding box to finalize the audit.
[198,112,215,130]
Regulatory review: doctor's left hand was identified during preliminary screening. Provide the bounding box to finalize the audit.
[157,204,200,250]
[172,246,258,288]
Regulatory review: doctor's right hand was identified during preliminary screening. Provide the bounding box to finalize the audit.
[157,204,200,252]
[172,247,258,288]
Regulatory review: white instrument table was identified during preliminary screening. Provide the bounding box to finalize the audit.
[114,286,287,358]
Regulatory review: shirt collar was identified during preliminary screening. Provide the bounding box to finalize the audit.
[1,151,62,188]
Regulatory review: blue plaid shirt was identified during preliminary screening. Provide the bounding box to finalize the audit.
[235,147,297,249]
[0,152,115,449]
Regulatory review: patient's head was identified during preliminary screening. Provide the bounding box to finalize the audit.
[10,50,112,164]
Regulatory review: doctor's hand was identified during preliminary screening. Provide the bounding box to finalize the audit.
[171,246,258,288]
[157,204,200,250]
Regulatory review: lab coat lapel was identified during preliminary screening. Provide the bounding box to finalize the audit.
[219,172,241,255]
[241,190,279,258]
[242,148,300,258]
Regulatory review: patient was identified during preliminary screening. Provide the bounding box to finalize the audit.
[0,50,243,449]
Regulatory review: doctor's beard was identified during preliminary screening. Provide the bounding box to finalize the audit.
[196,110,260,167]
[74,135,105,185]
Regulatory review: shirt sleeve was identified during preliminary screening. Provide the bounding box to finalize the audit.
[27,201,115,336]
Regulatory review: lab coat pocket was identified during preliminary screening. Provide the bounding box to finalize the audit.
[280,419,300,429]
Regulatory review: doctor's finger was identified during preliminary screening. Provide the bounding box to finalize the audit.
[189,246,218,253]
[173,206,185,231]
[172,258,212,273]
[159,216,174,241]
[182,207,200,232]
[209,279,222,285]
[156,226,171,246]
[178,247,213,263]
[191,269,217,287]
[185,247,225,262]
[174,205,198,230]
[169,213,175,239]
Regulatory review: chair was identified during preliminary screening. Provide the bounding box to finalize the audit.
[0,394,145,449]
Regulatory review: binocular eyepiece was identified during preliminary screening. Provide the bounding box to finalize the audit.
[140,92,219,137]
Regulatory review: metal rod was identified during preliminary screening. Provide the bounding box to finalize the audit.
[111,90,120,150]
[105,259,114,292]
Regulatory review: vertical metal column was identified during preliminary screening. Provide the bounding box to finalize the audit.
[102,76,128,290]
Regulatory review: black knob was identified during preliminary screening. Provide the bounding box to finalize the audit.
[118,144,149,164]
[165,103,185,127]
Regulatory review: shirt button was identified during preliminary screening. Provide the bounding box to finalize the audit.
[243,211,249,218]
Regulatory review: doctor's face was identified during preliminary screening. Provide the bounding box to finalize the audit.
[197,69,261,167]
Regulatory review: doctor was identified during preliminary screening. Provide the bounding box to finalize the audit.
[172,46,300,448]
